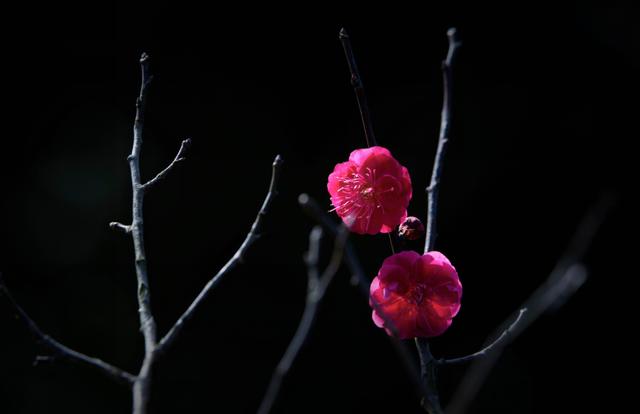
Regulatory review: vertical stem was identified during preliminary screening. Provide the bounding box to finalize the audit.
[424,28,461,254]
[387,233,396,254]
[416,28,461,413]
[339,28,378,147]
[415,339,443,414]
[339,28,397,254]
[128,52,158,414]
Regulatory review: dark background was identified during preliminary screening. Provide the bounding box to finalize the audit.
[0,2,634,413]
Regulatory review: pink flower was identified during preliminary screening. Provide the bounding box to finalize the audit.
[370,251,462,339]
[327,146,412,234]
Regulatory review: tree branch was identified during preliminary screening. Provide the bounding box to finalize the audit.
[298,194,423,398]
[0,275,136,386]
[446,264,587,414]
[109,221,132,234]
[414,27,461,414]
[424,27,461,255]
[446,195,613,414]
[155,154,284,355]
[140,138,192,192]
[339,28,378,147]
[437,308,527,365]
[126,52,158,414]
[415,339,443,414]
[257,224,349,414]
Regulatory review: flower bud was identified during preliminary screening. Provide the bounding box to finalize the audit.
[398,216,425,241]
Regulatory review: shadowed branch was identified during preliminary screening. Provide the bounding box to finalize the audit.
[257,224,349,414]
[0,274,136,386]
[446,196,613,414]
[298,194,423,399]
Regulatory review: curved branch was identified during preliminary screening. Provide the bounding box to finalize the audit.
[437,308,527,365]
[447,195,614,414]
[156,155,284,354]
[0,275,136,386]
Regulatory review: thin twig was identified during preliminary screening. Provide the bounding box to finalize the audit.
[0,275,136,386]
[109,221,132,234]
[437,308,527,365]
[140,138,192,191]
[446,195,613,414]
[339,28,378,147]
[257,224,349,414]
[156,155,284,355]
[298,194,423,398]
[415,27,461,414]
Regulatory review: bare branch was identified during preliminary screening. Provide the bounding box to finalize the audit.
[339,28,378,147]
[298,194,423,398]
[126,51,158,414]
[156,155,284,355]
[257,224,349,414]
[437,308,527,365]
[447,265,588,414]
[140,138,192,191]
[414,27,461,414]
[0,275,136,386]
[109,221,132,234]
[424,27,461,254]
[415,339,443,414]
[339,29,398,254]
[446,195,614,414]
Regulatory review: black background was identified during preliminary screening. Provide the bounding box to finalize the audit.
[0,2,634,413]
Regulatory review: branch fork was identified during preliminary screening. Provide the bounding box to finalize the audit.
[2,53,283,414]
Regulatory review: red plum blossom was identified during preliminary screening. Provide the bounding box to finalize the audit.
[327,146,412,234]
[370,251,462,339]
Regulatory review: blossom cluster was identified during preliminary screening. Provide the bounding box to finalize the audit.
[327,146,462,339]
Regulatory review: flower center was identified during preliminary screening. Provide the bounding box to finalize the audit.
[361,186,374,199]
[408,283,429,305]
[331,169,379,219]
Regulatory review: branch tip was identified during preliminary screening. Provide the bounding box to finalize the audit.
[109,222,132,234]
[339,27,377,147]
[141,138,193,191]
[139,52,150,64]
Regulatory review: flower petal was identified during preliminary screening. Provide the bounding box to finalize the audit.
[422,251,453,267]
[349,146,392,166]
[416,305,452,337]
[327,161,356,197]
